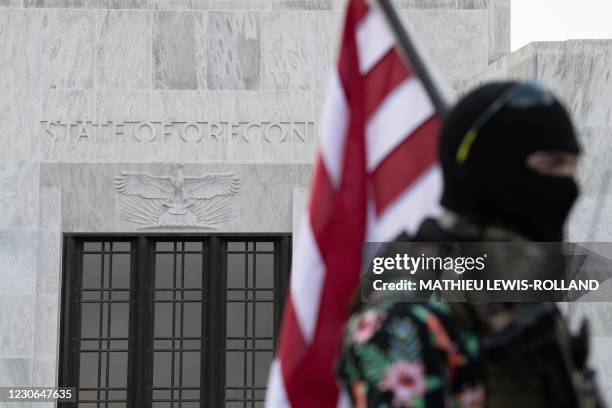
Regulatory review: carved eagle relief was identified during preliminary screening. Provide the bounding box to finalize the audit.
[114,164,240,229]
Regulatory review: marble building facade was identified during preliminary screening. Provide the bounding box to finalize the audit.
[0,0,611,405]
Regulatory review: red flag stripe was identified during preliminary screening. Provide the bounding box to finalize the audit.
[371,165,443,242]
[366,77,434,171]
[277,296,308,382]
[278,0,369,405]
[364,50,412,119]
[309,154,340,242]
[356,8,396,74]
[371,115,440,214]
[268,0,444,406]
[351,0,369,25]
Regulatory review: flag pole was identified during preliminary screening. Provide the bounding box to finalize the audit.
[372,0,453,117]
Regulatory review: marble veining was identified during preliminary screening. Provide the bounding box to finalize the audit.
[32,357,57,389]
[7,0,505,9]
[153,10,207,89]
[270,0,332,10]
[0,0,23,7]
[488,0,510,62]
[96,10,152,89]
[0,10,40,88]
[562,41,612,128]
[25,0,86,7]
[0,229,38,295]
[400,10,489,88]
[395,0,457,9]
[261,11,317,91]
[207,11,260,90]
[0,295,36,358]
[0,358,33,387]
[0,162,40,230]
[88,0,148,8]
[458,0,488,8]
[41,10,95,89]
[33,295,59,360]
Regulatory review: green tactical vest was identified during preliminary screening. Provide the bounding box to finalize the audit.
[449,303,577,408]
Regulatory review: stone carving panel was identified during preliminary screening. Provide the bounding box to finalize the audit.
[114,164,240,229]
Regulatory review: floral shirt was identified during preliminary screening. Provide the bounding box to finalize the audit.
[336,300,485,408]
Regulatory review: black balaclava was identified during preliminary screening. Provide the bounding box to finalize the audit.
[439,82,580,242]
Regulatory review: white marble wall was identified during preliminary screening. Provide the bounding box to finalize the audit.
[3,0,612,404]
[0,161,40,406]
[0,6,489,168]
[0,0,504,402]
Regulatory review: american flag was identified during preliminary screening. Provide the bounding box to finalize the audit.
[266,0,444,406]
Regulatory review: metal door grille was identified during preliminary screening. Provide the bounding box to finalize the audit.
[59,235,290,408]
[74,241,132,407]
[224,241,276,408]
[151,240,205,408]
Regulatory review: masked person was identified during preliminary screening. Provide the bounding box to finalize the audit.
[336,81,605,407]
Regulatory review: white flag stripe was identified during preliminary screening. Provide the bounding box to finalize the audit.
[290,216,326,343]
[366,77,434,171]
[356,9,395,74]
[337,391,351,408]
[372,165,443,241]
[320,71,350,188]
[265,360,291,408]
[366,196,380,242]
[269,1,446,405]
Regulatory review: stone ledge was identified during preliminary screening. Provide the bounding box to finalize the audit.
[2,0,495,10]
